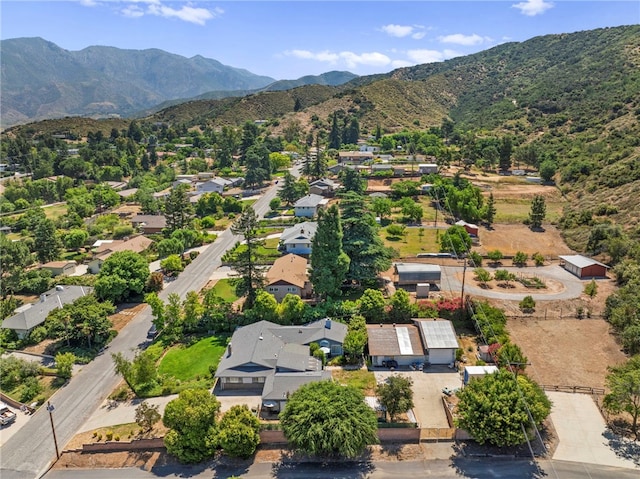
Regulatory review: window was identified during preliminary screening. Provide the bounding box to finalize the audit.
[268,287,278,292]
[253,377,265,383]
[227,377,241,383]
[287,287,297,292]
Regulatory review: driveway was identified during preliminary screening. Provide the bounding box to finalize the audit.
[547,391,639,469]
[373,366,460,428]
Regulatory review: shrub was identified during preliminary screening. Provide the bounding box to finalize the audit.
[28,326,48,344]
[512,251,528,267]
[20,376,43,402]
[113,225,134,239]
[532,252,545,266]
[519,295,536,313]
[106,431,113,441]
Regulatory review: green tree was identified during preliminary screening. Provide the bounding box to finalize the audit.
[474,268,492,283]
[161,254,184,274]
[341,192,393,285]
[157,238,184,258]
[217,404,261,458]
[164,184,194,232]
[34,218,61,263]
[487,249,503,265]
[528,194,546,230]
[310,205,350,299]
[603,356,640,439]
[371,197,392,220]
[340,169,366,195]
[269,197,281,212]
[494,269,516,287]
[512,251,528,267]
[277,294,306,325]
[584,279,598,299]
[400,200,423,223]
[246,290,279,323]
[244,144,271,187]
[183,290,204,333]
[135,401,161,432]
[163,389,221,463]
[342,315,367,363]
[54,352,76,379]
[278,171,302,205]
[328,112,341,150]
[344,117,360,145]
[455,370,551,446]
[388,289,413,323]
[62,229,88,251]
[532,252,545,266]
[145,292,166,332]
[439,225,471,257]
[538,160,557,182]
[484,193,497,228]
[496,342,529,374]
[230,208,264,308]
[519,295,536,313]
[358,289,386,322]
[95,251,150,303]
[498,136,512,172]
[376,375,414,422]
[280,381,378,458]
[0,234,33,296]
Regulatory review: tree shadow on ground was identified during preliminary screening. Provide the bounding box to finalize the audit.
[603,429,640,467]
[271,449,374,478]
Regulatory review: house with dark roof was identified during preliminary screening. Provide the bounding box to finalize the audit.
[559,255,609,279]
[279,222,317,255]
[131,214,167,234]
[309,178,339,197]
[338,151,374,164]
[215,318,347,410]
[1,286,92,339]
[293,194,329,218]
[88,235,153,274]
[265,254,312,302]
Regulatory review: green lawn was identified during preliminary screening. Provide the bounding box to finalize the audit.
[209,278,239,302]
[43,203,68,221]
[380,225,441,258]
[331,369,377,395]
[158,335,228,381]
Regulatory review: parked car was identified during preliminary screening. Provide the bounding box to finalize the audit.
[381,360,398,369]
[0,404,17,426]
[147,325,158,339]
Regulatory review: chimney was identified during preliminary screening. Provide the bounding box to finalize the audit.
[228,343,232,357]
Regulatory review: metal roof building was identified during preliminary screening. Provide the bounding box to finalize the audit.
[395,263,441,285]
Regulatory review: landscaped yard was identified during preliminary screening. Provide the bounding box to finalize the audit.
[208,278,239,303]
[158,335,228,381]
[379,226,441,258]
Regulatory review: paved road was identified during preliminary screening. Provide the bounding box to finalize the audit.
[42,457,640,479]
[0,179,283,479]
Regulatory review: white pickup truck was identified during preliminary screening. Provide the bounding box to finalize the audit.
[0,403,17,426]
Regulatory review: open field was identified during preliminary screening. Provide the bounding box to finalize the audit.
[380,226,441,258]
[473,223,575,257]
[507,318,627,390]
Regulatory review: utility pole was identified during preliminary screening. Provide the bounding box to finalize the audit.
[46,401,60,460]
[460,256,467,307]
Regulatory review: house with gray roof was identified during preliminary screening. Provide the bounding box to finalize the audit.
[279,222,317,255]
[293,194,329,218]
[1,286,92,339]
[309,178,339,197]
[215,318,347,408]
[395,263,441,286]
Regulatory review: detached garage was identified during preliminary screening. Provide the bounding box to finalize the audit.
[415,319,459,365]
[559,255,609,279]
[395,263,441,286]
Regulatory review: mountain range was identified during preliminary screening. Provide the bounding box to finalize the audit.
[0,37,357,129]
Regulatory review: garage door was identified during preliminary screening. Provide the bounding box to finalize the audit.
[428,348,455,365]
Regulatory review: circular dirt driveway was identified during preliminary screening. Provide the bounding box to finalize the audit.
[440,264,585,301]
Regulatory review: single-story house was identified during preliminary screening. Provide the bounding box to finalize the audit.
[328,164,345,174]
[367,323,426,367]
[131,214,167,234]
[88,235,154,274]
[265,254,312,302]
[172,178,194,189]
[293,194,329,218]
[152,188,171,199]
[418,164,438,175]
[279,222,317,255]
[371,164,393,174]
[558,255,609,279]
[215,318,347,408]
[104,181,128,191]
[41,260,77,277]
[463,365,499,385]
[338,151,374,164]
[455,220,479,237]
[395,263,441,286]
[1,285,92,339]
[117,188,138,199]
[309,178,339,197]
[196,178,232,194]
[415,319,459,365]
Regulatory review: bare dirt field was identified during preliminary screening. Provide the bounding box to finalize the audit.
[506,318,627,390]
[475,224,575,257]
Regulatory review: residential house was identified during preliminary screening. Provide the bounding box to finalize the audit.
[293,194,329,218]
[172,178,194,189]
[152,188,171,200]
[131,214,167,234]
[215,318,347,411]
[414,319,459,365]
[196,178,231,194]
[371,164,393,175]
[104,181,128,191]
[88,235,154,274]
[279,222,317,255]
[367,323,426,367]
[309,178,339,197]
[338,151,374,165]
[41,260,77,277]
[1,286,92,339]
[265,254,312,302]
[418,164,438,175]
[559,255,609,279]
[359,145,380,153]
[116,188,138,200]
[395,263,441,287]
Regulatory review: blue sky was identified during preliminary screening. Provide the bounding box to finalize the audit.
[2,1,639,80]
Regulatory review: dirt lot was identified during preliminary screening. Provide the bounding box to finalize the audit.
[507,318,627,390]
[474,224,575,257]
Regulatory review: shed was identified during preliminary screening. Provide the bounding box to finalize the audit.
[463,365,499,385]
[416,283,430,298]
[455,220,479,237]
[395,263,441,286]
[415,319,459,365]
[41,260,77,277]
[558,255,609,279]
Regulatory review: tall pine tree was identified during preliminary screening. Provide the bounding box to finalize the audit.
[310,205,350,299]
[328,112,341,150]
[230,207,265,308]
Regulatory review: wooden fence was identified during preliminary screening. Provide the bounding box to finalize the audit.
[541,385,605,395]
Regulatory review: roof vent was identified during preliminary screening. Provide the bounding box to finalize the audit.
[325,319,331,329]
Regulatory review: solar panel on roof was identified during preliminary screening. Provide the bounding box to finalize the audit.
[396,327,413,355]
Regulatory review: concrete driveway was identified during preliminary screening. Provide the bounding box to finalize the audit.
[374,366,461,428]
[547,391,639,469]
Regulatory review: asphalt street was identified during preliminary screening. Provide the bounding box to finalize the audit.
[0,178,283,479]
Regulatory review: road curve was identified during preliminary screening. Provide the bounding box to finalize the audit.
[0,179,282,479]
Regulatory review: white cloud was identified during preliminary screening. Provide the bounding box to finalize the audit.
[381,24,426,40]
[121,5,144,17]
[512,0,554,16]
[284,49,391,69]
[146,3,217,25]
[391,59,413,69]
[438,33,490,46]
[406,49,446,64]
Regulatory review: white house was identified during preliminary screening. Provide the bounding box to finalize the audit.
[279,222,317,255]
[294,194,329,218]
[418,164,438,175]
[196,178,231,194]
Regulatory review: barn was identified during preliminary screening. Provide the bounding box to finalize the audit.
[395,263,441,286]
[558,255,609,279]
